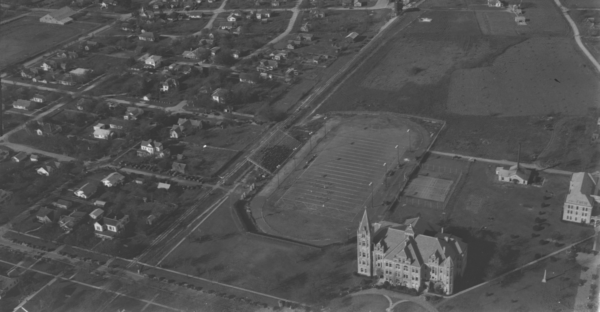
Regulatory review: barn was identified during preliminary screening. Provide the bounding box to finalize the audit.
[40,6,77,25]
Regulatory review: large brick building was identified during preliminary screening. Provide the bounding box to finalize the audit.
[357,211,467,295]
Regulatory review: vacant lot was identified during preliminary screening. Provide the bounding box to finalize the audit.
[562,0,600,8]
[183,123,266,151]
[314,8,600,165]
[0,17,96,70]
[246,10,293,34]
[161,199,367,306]
[447,37,599,116]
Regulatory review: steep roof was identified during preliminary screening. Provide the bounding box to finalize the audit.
[49,6,76,21]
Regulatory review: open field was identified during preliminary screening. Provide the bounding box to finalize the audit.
[257,113,430,243]
[246,10,293,34]
[436,249,583,312]
[183,123,266,151]
[562,0,600,8]
[447,36,599,116]
[389,155,595,290]
[0,17,97,70]
[328,294,390,312]
[162,19,210,35]
[314,8,600,165]
[226,0,297,9]
[160,198,367,306]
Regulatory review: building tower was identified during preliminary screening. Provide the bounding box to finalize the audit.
[357,209,373,276]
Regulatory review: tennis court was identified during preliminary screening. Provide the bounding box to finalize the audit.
[404,176,453,202]
[278,126,407,222]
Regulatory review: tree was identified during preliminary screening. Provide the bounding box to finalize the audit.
[213,51,236,66]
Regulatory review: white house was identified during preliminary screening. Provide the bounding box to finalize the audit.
[495,164,530,185]
[94,215,129,239]
[144,55,162,68]
[101,172,125,187]
[211,88,229,104]
[562,172,600,225]
[74,182,98,199]
[93,128,113,140]
[36,162,61,176]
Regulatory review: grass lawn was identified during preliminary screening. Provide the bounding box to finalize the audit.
[160,202,369,306]
[183,124,266,151]
[389,156,595,290]
[162,19,210,35]
[328,294,390,312]
[0,17,97,70]
[436,250,582,312]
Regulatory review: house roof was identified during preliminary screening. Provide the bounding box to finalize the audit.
[36,207,53,218]
[13,99,33,108]
[566,172,598,207]
[48,6,76,21]
[94,128,113,137]
[13,152,28,160]
[146,55,162,63]
[497,164,529,181]
[77,181,98,196]
[32,94,46,100]
[172,162,186,171]
[212,88,229,97]
[102,172,125,184]
[158,182,171,190]
[126,106,144,116]
[90,208,104,218]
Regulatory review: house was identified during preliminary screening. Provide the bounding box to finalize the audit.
[346,31,359,42]
[488,0,502,7]
[36,161,61,176]
[93,128,113,140]
[94,214,130,239]
[59,211,86,232]
[310,8,325,18]
[21,67,40,79]
[41,60,58,71]
[260,59,279,70]
[135,178,145,185]
[82,41,99,52]
[147,214,158,225]
[232,49,241,59]
[101,172,125,187]
[36,207,54,224]
[300,22,311,33]
[495,164,530,185]
[227,13,238,22]
[93,200,107,207]
[297,33,314,42]
[70,68,92,76]
[12,99,35,110]
[562,172,600,225]
[31,94,46,103]
[36,123,62,136]
[124,107,144,120]
[139,32,158,42]
[139,140,166,157]
[218,21,235,30]
[271,0,279,6]
[188,12,203,19]
[57,74,76,86]
[210,46,221,56]
[158,182,171,190]
[286,43,296,50]
[357,211,467,295]
[172,162,186,174]
[30,154,39,162]
[515,15,526,25]
[12,152,28,163]
[89,208,104,220]
[40,6,76,25]
[76,98,94,111]
[354,0,364,6]
[240,72,260,84]
[170,125,185,139]
[52,199,72,209]
[144,55,163,68]
[0,275,19,299]
[212,88,230,104]
[74,182,98,199]
[182,47,208,59]
[160,77,178,92]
